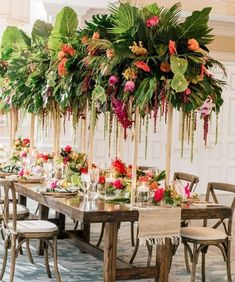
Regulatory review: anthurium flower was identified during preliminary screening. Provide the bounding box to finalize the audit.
[184,183,190,198]
[169,40,177,55]
[146,16,160,27]
[188,38,199,51]
[108,75,119,87]
[64,145,72,153]
[92,31,100,40]
[50,180,59,190]
[134,61,150,72]
[160,61,171,73]
[124,81,135,92]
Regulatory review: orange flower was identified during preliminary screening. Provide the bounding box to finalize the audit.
[92,32,100,40]
[106,48,115,59]
[62,44,75,56]
[58,58,68,77]
[81,36,88,44]
[134,61,150,72]
[160,61,171,73]
[58,50,65,61]
[149,181,159,191]
[169,40,177,55]
[188,38,199,51]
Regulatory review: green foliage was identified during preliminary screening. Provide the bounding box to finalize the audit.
[170,56,188,74]
[32,20,52,44]
[48,7,78,51]
[1,26,30,50]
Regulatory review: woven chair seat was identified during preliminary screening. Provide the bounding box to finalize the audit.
[9,220,58,233]
[181,226,227,241]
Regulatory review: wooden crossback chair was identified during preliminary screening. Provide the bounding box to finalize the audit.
[0,179,61,282]
[181,182,235,282]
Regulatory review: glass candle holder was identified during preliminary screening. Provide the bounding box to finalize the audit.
[137,182,150,206]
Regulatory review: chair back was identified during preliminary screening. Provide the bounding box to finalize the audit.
[173,172,199,192]
[205,182,235,236]
[0,179,17,231]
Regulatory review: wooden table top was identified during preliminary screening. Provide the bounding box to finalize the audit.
[14,182,232,223]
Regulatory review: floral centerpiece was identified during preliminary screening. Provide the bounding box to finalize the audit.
[11,137,30,163]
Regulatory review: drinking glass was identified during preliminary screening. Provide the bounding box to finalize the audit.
[88,168,99,199]
[43,160,54,179]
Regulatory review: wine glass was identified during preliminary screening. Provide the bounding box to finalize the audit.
[88,168,99,199]
[43,160,54,180]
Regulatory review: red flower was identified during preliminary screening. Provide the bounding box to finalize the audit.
[22,138,30,147]
[81,36,88,44]
[98,175,106,184]
[63,156,69,165]
[113,179,124,189]
[134,61,150,72]
[62,44,75,56]
[80,167,88,174]
[58,58,68,77]
[146,16,160,28]
[154,188,164,202]
[21,151,27,158]
[111,158,127,175]
[185,88,191,95]
[160,62,171,73]
[169,40,177,55]
[58,50,65,61]
[64,145,72,153]
[188,38,199,51]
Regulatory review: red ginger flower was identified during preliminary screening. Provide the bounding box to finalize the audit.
[111,158,127,175]
[58,50,65,61]
[134,61,150,72]
[169,40,177,55]
[58,58,68,77]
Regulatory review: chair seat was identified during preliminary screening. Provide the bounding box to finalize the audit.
[0,203,29,216]
[181,226,227,241]
[9,220,58,233]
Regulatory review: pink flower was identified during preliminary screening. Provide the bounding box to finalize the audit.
[185,88,191,95]
[18,169,24,177]
[108,75,119,87]
[169,40,177,55]
[50,180,58,190]
[198,96,215,117]
[113,179,124,189]
[21,151,27,158]
[154,188,164,202]
[184,183,190,198]
[146,170,153,177]
[124,81,135,92]
[64,145,72,153]
[146,16,160,28]
[63,156,69,165]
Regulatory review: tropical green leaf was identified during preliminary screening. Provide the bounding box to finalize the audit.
[179,8,213,45]
[32,20,52,43]
[171,73,188,92]
[170,56,188,74]
[1,26,31,50]
[48,7,78,51]
[135,77,157,109]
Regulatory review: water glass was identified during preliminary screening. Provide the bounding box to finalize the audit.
[88,168,99,199]
[136,182,150,206]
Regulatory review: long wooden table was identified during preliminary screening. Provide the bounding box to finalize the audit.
[14,182,232,282]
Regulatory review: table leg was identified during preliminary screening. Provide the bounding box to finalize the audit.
[103,222,118,282]
[158,238,172,282]
[18,194,27,206]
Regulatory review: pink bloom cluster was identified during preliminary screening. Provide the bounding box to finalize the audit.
[112,98,132,131]
[198,96,215,117]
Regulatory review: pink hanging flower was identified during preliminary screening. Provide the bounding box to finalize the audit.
[154,188,164,202]
[108,75,119,87]
[50,180,59,190]
[146,16,160,28]
[184,183,190,198]
[124,81,135,92]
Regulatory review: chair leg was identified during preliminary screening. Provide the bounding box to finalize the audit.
[53,235,61,282]
[74,220,79,230]
[226,241,232,282]
[9,235,17,282]
[131,222,135,247]
[184,244,191,273]
[201,252,206,282]
[146,241,153,266]
[44,245,52,278]
[26,239,34,264]
[190,243,198,282]
[96,223,105,248]
[0,240,9,280]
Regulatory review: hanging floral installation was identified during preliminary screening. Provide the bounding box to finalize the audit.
[0,2,226,160]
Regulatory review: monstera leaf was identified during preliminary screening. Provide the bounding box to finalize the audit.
[1,26,31,50]
[170,56,188,74]
[48,7,78,51]
[32,20,52,43]
[171,73,188,92]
